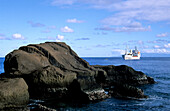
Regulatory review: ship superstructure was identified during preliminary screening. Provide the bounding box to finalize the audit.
[122,46,140,60]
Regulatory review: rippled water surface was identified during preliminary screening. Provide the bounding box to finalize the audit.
[82,57,170,111]
[0,57,170,110]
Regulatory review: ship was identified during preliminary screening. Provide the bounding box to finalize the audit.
[122,46,140,60]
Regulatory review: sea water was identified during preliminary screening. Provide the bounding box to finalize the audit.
[82,57,170,111]
[0,58,5,74]
[0,57,170,111]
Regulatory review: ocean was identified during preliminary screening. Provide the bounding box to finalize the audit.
[0,58,5,74]
[0,57,170,111]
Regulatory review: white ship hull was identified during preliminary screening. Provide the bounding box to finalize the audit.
[122,55,140,60]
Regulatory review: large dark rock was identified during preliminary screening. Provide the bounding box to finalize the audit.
[93,65,155,86]
[3,42,155,102]
[4,42,106,102]
[0,78,29,109]
[4,42,101,77]
[93,65,155,99]
[109,84,147,99]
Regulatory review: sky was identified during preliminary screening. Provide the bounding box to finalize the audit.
[0,0,170,57]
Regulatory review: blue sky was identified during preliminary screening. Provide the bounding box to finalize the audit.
[0,0,170,57]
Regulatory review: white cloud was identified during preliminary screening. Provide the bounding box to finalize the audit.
[138,40,144,45]
[127,40,144,45]
[113,0,170,21]
[12,33,25,40]
[57,34,64,40]
[56,34,64,42]
[0,36,6,40]
[61,26,74,33]
[147,39,169,44]
[88,0,170,22]
[27,21,45,27]
[143,48,170,54]
[101,0,170,29]
[142,49,170,54]
[75,38,90,40]
[67,18,84,23]
[97,25,151,32]
[140,45,149,49]
[0,34,6,40]
[154,45,161,48]
[51,0,76,5]
[39,35,64,42]
[52,0,124,7]
[0,33,11,40]
[101,14,141,26]
[51,0,170,22]
[112,49,124,55]
[164,43,170,48]
[52,0,170,32]
[95,44,111,48]
[100,11,152,32]
[156,33,168,37]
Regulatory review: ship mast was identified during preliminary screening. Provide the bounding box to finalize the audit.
[135,46,137,51]
[125,45,128,54]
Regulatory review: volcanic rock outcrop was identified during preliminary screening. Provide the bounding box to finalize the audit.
[4,42,107,101]
[93,65,155,98]
[1,42,155,109]
[93,65,155,86]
